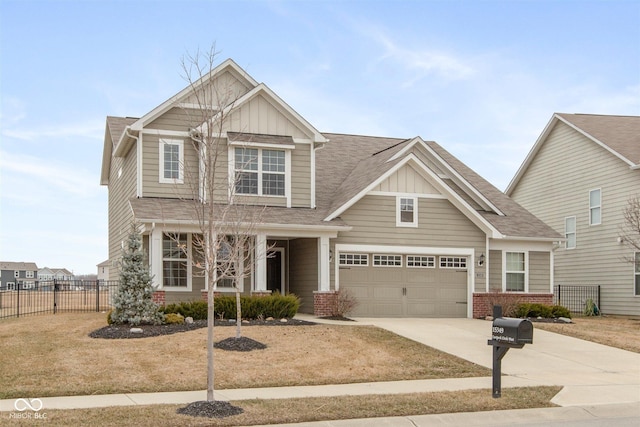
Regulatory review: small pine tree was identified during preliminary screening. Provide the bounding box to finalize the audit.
[110,223,164,326]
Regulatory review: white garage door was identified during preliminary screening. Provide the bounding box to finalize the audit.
[339,254,468,318]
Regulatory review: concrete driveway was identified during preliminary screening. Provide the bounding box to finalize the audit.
[355,318,640,407]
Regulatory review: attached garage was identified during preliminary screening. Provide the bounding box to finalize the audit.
[337,249,470,318]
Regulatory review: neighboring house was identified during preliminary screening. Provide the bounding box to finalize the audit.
[0,262,38,290]
[507,113,640,316]
[97,260,110,281]
[38,267,75,281]
[100,59,560,318]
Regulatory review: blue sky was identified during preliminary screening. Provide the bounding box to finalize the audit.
[1,0,639,274]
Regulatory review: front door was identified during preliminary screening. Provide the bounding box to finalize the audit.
[267,249,284,294]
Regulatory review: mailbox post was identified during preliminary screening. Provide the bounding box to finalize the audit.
[487,305,533,398]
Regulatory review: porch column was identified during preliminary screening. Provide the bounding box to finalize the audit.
[318,236,330,291]
[255,233,267,291]
[150,226,163,289]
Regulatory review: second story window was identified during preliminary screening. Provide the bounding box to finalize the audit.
[565,216,576,249]
[589,189,601,225]
[397,196,417,227]
[159,139,184,184]
[234,148,285,196]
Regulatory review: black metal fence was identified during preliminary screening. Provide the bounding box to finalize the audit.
[553,284,601,314]
[0,280,120,319]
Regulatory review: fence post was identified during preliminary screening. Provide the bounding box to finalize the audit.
[53,279,58,314]
[556,284,561,306]
[96,280,100,312]
[597,285,601,313]
[17,282,20,318]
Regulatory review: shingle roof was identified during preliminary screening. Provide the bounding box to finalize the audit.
[129,198,348,229]
[0,262,38,271]
[106,116,137,146]
[556,113,640,166]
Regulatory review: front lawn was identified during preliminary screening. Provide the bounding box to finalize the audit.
[0,313,490,399]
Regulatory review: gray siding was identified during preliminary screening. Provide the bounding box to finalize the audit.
[108,145,137,280]
[291,144,311,207]
[289,238,318,314]
[141,134,200,199]
[529,251,551,293]
[333,195,486,292]
[488,250,502,292]
[511,122,640,315]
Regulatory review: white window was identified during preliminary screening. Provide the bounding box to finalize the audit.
[565,216,576,249]
[373,254,402,267]
[7,282,15,290]
[26,271,34,278]
[407,256,435,268]
[163,233,189,289]
[339,253,368,266]
[23,281,35,289]
[159,139,184,184]
[635,252,640,297]
[14,271,19,278]
[589,189,601,225]
[234,148,285,196]
[397,196,417,227]
[505,252,526,292]
[440,257,467,269]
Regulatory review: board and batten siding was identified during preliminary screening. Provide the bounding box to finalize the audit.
[288,238,318,314]
[510,121,640,315]
[108,144,137,280]
[373,164,440,194]
[224,94,311,140]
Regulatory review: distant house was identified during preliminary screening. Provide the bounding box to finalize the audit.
[97,260,110,281]
[100,59,560,318]
[38,267,75,281]
[507,113,640,315]
[0,262,38,290]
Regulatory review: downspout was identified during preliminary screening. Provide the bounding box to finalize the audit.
[125,126,142,197]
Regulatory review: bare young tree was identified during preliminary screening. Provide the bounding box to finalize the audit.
[171,46,270,408]
[620,196,640,266]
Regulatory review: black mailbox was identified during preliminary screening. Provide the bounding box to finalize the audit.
[492,317,533,345]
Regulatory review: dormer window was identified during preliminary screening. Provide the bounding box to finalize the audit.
[234,147,285,196]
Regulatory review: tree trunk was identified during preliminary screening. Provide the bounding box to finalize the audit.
[235,288,242,339]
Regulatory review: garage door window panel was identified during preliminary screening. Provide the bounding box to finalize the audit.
[373,254,402,267]
[339,253,369,266]
[407,256,435,268]
[439,257,467,269]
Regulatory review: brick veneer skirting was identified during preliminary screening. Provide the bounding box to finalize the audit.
[472,292,553,318]
[152,291,165,305]
[313,291,338,317]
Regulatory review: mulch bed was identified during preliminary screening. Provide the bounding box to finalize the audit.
[214,336,267,351]
[88,318,316,340]
[177,400,244,418]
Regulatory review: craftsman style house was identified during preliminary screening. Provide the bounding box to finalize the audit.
[100,59,560,318]
[507,113,640,316]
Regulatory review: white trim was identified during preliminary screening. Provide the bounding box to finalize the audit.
[310,143,317,208]
[589,188,602,226]
[150,226,163,289]
[159,139,184,184]
[141,129,191,137]
[318,237,330,291]
[368,190,446,199]
[396,196,418,228]
[162,232,193,292]
[255,234,267,291]
[177,102,222,111]
[231,146,289,203]
[285,150,292,208]
[228,140,296,150]
[502,251,528,293]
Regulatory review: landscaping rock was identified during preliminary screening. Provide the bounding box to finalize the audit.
[558,317,573,323]
[130,328,143,334]
[185,317,194,324]
[280,318,288,323]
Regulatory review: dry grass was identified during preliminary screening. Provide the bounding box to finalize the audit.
[534,315,640,353]
[0,313,489,399]
[1,387,561,427]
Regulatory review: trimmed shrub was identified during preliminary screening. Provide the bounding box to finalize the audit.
[106,308,114,325]
[160,294,301,320]
[551,305,572,319]
[164,313,185,324]
[516,302,570,319]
